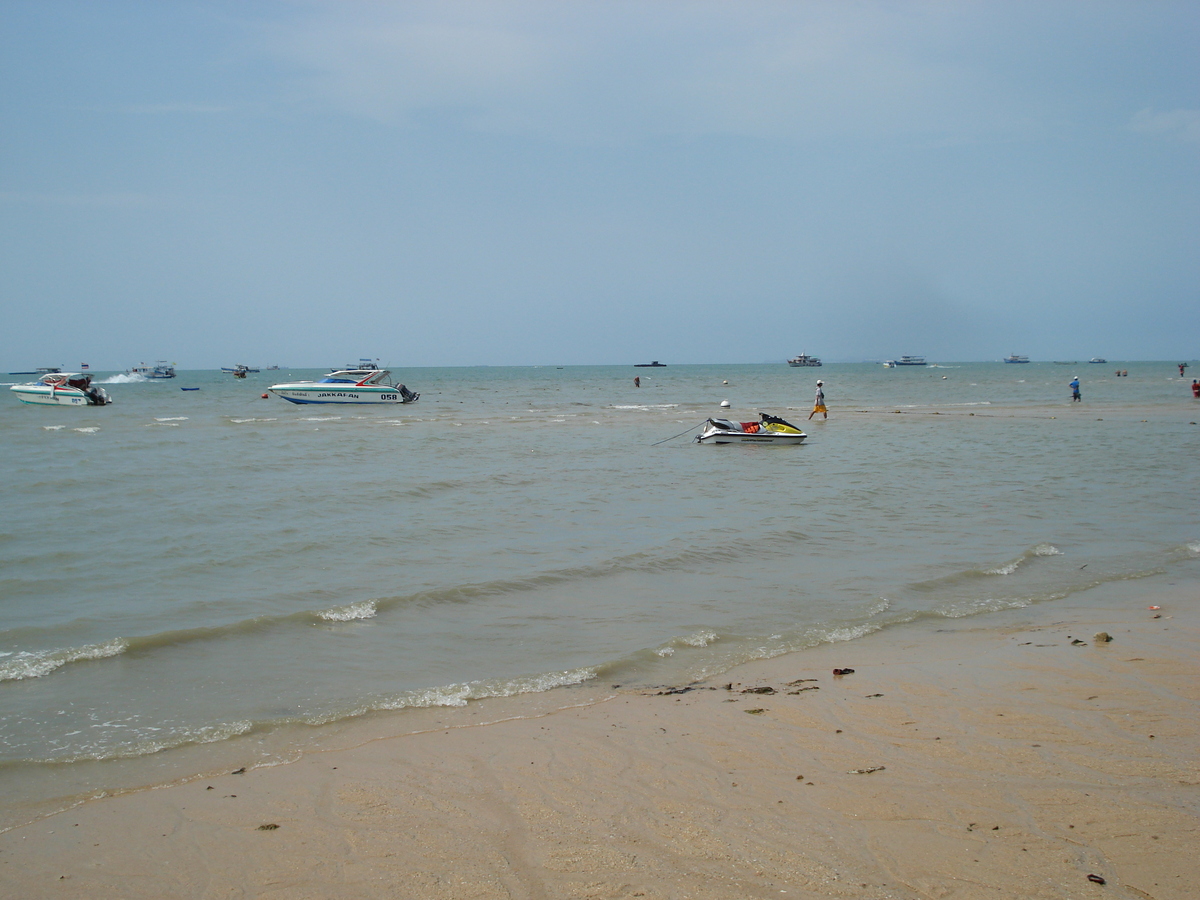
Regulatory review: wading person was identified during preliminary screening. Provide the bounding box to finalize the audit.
[809,379,827,420]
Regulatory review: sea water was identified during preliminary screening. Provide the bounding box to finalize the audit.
[1,362,1198,828]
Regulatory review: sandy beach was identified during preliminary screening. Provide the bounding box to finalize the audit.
[2,578,1196,900]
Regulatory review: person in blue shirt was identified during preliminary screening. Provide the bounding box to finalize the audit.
[1070,376,1081,402]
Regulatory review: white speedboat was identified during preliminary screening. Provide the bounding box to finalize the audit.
[128,361,176,378]
[696,413,806,444]
[269,366,419,405]
[895,356,926,366]
[10,372,112,406]
[1088,357,1107,364]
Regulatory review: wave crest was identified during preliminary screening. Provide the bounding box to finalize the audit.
[316,600,378,622]
[0,639,128,682]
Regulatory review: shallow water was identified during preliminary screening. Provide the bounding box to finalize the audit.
[2,361,1198,827]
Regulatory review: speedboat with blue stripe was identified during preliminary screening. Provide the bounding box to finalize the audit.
[268,364,419,405]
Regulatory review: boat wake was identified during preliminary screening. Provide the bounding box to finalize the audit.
[98,373,147,384]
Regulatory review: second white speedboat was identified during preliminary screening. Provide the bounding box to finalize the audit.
[268,366,419,405]
[10,372,112,406]
[696,413,806,444]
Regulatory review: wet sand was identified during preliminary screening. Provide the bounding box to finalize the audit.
[2,580,1196,899]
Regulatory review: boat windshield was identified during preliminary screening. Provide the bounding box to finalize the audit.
[322,369,391,385]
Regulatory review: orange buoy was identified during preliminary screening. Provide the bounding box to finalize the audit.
[261,393,269,399]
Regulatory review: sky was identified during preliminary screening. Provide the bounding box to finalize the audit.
[1,1,1197,369]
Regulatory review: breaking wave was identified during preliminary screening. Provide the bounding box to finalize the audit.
[983,543,1062,575]
[0,639,128,682]
[316,600,378,622]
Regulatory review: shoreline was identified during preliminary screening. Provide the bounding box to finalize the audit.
[2,577,1196,898]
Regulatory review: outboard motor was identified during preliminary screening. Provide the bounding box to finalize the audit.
[398,384,419,402]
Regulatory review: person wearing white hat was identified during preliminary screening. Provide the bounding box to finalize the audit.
[809,379,827,420]
[1070,375,1081,402]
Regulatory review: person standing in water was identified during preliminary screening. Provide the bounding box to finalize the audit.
[809,379,827,420]
[1070,375,1081,402]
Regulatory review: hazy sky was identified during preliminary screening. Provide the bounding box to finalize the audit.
[2,1,1197,369]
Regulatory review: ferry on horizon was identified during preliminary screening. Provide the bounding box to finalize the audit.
[1004,354,1030,363]
[787,353,822,367]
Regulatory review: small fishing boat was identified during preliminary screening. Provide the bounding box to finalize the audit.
[787,353,822,367]
[1088,357,1107,364]
[222,365,259,378]
[696,413,806,444]
[269,365,419,405]
[635,361,667,367]
[10,372,112,406]
[1003,354,1030,364]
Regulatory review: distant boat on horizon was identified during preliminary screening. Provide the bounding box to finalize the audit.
[1003,354,1030,364]
[634,361,667,367]
[1088,357,1107,364]
[787,353,822,367]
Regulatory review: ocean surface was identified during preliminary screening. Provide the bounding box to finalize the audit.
[2,361,1198,829]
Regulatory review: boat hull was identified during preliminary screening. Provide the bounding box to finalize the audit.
[697,429,807,444]
[268,384,417,404]
[11,385,91,406]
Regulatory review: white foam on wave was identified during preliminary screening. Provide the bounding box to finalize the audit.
[1184,540,1200,557]
[611,404,680,411]
[73,427,99,434]
[984,544,1060,575]
[154,416,188,422]
[655,629,719,657]
[317,600,378,622]
[300,416,342,422]
[229,417,277,424]
[54,719,256,764]
[377,666,599,711]
[99,373,146,384]
[937,597,1032,618]
[42,425,66,431]
[0,638,128,682]
[820,623,879,644]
